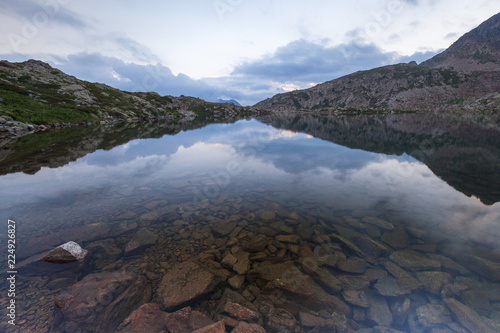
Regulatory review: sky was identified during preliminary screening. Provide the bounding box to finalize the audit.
[1,0,499,105]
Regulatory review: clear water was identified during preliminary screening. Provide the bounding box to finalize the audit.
[0,115,499,332]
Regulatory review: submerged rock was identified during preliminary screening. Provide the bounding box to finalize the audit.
[342,290,369,308]
[232,322,267,333]
[250,261,351,316]
[163,306,216,333]
[374,277,411,297]
[415,303,452,328]
[157,261,224,310]
[192,321,225,333]
[443,298,496,333]
[124,228,158,255]
[461,255,500,281]
[51,271,151,333]
[117,303,168,333]
[216,289,260,323]
[389,250,441,271]
[367,293,393,327]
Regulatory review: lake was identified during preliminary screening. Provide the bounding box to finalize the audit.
[1,113,500,332]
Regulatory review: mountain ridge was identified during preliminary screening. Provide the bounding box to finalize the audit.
[255,12,500,112]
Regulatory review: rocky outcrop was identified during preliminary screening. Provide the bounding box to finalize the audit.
[51,271,151,332]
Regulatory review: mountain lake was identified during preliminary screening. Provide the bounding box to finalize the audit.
[0,113,499,332]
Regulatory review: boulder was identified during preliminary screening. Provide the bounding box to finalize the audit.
[163,307,216,333]
[242,235,268,252]
[266,308,299,332]
[259,211,276,221]
[389,250,441,271]
[232,322,267,333]
[362,216,394,230]
[233,251,251,275]
[337,257,368,273]
[124,228,158,255]
[117,303,168,333]
[250,261,351,316]
[299,312,327,327]
[443,298,496,333]
[374,277,411,297]
[86,238,122,262]
[381,225,410,249]
[157,261,223,310]
[383,262,422,291]
[216,289,260,322]
[228,275,246,289]
[415,271,452,295]
[355,236,390,258]
[367,293,393,327]
[415,303,452,328]
[275,235,300,244]
[342,290,369,308]
[212,218,239,236]
[192,321,225,333]
[51,271,151,333]
[460,255,500,281]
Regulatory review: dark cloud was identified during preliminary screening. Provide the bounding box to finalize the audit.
[1,0,88,29]
[232,39,399,83]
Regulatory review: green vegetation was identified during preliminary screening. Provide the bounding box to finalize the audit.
[0,83,98,124]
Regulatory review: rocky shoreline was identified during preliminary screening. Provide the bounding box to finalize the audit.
[0,114,182,140]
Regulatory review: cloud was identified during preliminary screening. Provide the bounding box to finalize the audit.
[232,38,437,85]
[1,0,88,29]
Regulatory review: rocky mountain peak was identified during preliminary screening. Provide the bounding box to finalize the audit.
[421,12,500,72]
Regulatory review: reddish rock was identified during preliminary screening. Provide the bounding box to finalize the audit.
[192,321,225,333]
[117,303,167,333]
[51,271,151,333]
[164,307,216,333]
[157,261,223,310]
[216,289,260,323]
[232,322,267,333]
[250,261,351,316]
